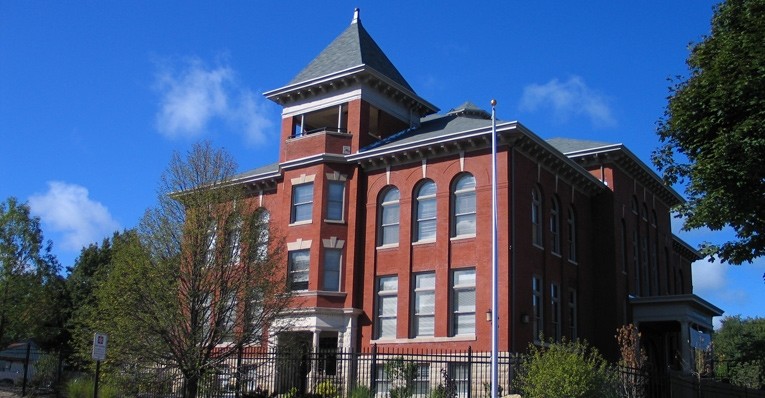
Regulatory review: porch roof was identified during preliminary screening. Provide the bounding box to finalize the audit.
[630,294,723,331]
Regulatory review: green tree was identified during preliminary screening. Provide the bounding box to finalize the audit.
[92,142,290,398]
[654,0,765,266]
[65,232,129,369]
[713,316,765,389]
[514,338,619,398]
[0,197,62,346]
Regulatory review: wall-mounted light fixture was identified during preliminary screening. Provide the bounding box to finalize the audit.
[521,313,530,324]
[486,309,492,322]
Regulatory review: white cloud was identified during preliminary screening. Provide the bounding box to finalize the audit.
[153,57,273,145]
[519,76,616,128]
[692,257,728,292]
[28,182,121,251]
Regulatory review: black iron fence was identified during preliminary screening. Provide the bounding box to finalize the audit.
[134,346,522,398]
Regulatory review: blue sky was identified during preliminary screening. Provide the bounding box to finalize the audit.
[1,1,762,324]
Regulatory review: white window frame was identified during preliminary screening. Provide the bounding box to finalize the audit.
[323,248,342,292]
[378,187,400,246]
[291,182,314,224]
[532,188,543,247]
[414,180,437,242]
[288,249,310,291]
[451,268,476,336]
[326,180,345,222]
[567,206,577,263]
[376,276,398,339]
[452,174,476,237]
[255,210,270,261]
[227,218,242,265]
[412,272,435,337]
[532,276,543,342]
[412,364,430,397]
[448,362,470,398]
[551,283,561,342]
[550,197,560,254]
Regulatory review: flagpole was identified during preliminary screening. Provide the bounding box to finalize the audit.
[490,99,499,398]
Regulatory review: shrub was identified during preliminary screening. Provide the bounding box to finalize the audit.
[514,338,619,398]
[66,378,121,398]
[316,379,338,398]
[347,385,372,398]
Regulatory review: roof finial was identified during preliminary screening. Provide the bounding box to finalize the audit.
[352,8,360,24]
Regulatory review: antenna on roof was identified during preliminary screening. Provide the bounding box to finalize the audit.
[352,8,360,24]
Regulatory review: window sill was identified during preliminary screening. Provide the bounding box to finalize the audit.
[533,243,544,250]
[450,234,476,242]
[412,239,436,246]
[289,220,312,227]
[568,259,578,265]
[316,290,346,297]
[324,219,346,225]
[551,252,562,258]
[371,335,476,344]
[376,243,399,250]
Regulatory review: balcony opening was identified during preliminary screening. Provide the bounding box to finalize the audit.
[292,104,349,138]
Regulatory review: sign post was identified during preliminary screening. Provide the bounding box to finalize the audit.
[92,333,108,398]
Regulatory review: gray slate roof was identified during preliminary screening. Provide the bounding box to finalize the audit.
[232,162,279,181]
[363,106,494,151]
[546,137,616,154]
[288,11,414,92]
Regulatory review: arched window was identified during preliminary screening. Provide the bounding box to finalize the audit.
[379,187,400,246]
[532,187,543,246]
[452,174,476,237]
[414,180,437,242]
[567,206,577,262]
[550,196,560,254]
[255,209,270,261]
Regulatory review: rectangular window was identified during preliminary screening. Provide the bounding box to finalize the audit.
[326,181,345,221]
[375,365,390,396]
[376,276,398,339]
[412,273,435,337]
[412,364,430,397]
[551,283,561,342]
[448,363,470,398]
[451,268,476,336]
[532,276,543,341]
[222,296,237,342]
[205,223,217,266]
[288,250,310,291]
[323,248,341,291]
[568,288,577,339]
[227,220,242,265]
[291,183,314,223]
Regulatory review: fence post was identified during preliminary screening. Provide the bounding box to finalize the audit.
[370,344,377,396]
[235,345,243,398]
[467,346,472,398]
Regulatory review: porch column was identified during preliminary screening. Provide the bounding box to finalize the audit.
[680,319,692,373]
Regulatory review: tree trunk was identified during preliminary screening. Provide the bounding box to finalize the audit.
[184,374,200,398]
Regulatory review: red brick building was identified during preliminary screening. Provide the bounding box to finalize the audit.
[232,9,721,372]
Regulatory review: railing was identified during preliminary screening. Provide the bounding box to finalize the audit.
[290,127,349,139]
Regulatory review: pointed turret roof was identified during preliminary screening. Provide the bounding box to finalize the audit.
[289,8,413,91]
[264,9,437,117]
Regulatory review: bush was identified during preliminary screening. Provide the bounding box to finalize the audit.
[514,338,619,398]
[347,385,372,398]
[316,379,338,398]
[66,378,121,398]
